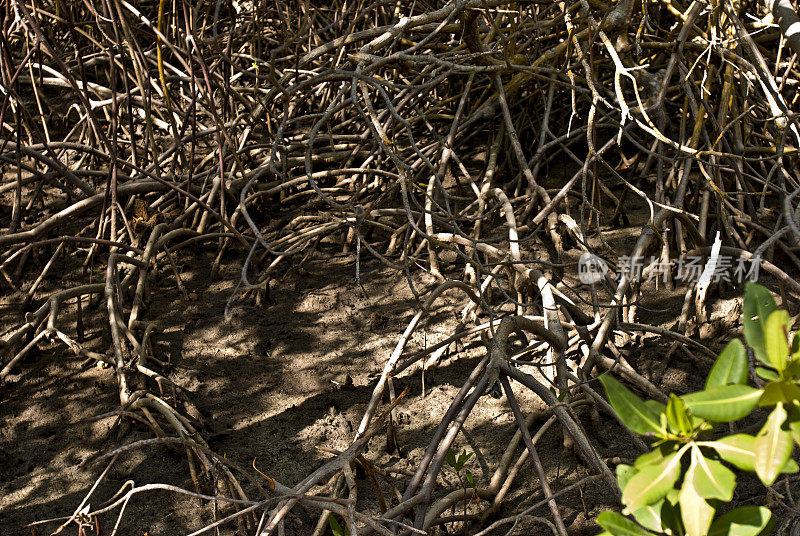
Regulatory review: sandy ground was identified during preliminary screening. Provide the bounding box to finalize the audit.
[1,200,791,535]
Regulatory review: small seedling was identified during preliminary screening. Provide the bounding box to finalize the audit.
[445,448,480,529]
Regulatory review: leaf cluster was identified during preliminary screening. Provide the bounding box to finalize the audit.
[447,448,476,486]
[597,283,800,536]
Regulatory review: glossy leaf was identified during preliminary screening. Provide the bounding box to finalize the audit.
[754,403,793,485]
[600,374,664,435]
[596,511,658,536]
[634,442,679,469]
[708,506,773,536]
[782,458,799,473]
[679,458,716,536]
[688,445,735,501]
[644,400,667,415]
[707,434,757,471]
[764,309,791,372]
[616,464,637,490]
[630,499,669,534]
[706,339,748,389]
[743,283,777,366]
[682,385,761,422]
[665,488,679,505]
[705,434,797,474]
[622,449,684,513]
[758,380,800,406]
[787,404,800,446]
[755,367,780,381]
[666,394,693,436]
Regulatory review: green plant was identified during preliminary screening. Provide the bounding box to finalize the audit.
[447,448,478,498]
[597,283,800,536]
[446,448,475,485]
[328,514,350,536]
[445,448,479,529]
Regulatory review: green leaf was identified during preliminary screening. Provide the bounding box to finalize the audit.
[765,310,791,372]
[743,283,777,366]
[787,404,800,446]
[755,367,780,381]
[782,458,799,473]
[465,469,474,486]
[660,497,682,534]
[784,359,800,378]
[600,374,664,435]
[679,475,715,536]
[791,332,800,361]
[596,511,658,536]
[455,451,473,471]
[708,506,773,536]
[754,403,794,485]
[328,515,349,536]
[688,445,735,501]
[706,339,748,388]
[682,385,761,422]
[707,434,757,471]
[758,380,800,406]
[622,449,685,513]
[617,464,638,491]
[629,500,666,534]
[634,442,678,469]
[706,433,797,475]
[690,414,712,432]
[644,400,667,414]
[631,497,681,535]
[666,394,693,436]
[446,449,456,468]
